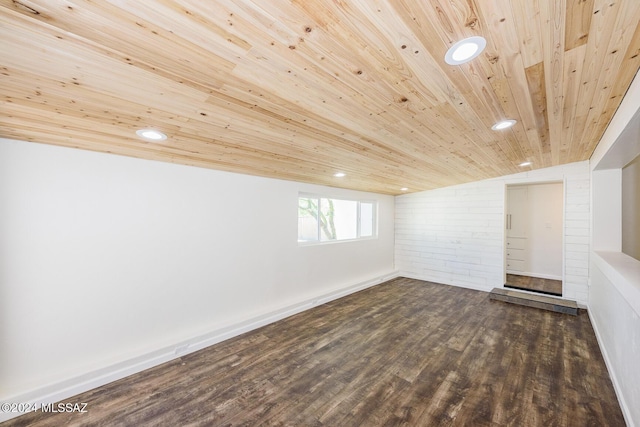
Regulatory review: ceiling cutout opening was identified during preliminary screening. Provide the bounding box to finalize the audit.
[445,36,486,65]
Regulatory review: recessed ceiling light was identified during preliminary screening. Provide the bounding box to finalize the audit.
[136,129,167,141]
[491,119,517,130]
[445,36,486,65]
[400,187,409,192]
[519,161,532,167]
[334,172,346,178]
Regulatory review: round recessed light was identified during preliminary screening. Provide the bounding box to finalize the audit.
[334,172,346,178]
[445,36,486,65]
[519,161,532,167]
[400,187,409,192]
[491,119,517,130]
[136,129,167,141]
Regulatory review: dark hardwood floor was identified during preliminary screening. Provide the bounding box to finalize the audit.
[505,274,563,296]
[3,278,624,426]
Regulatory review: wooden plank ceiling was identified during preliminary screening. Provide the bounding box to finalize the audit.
[1,0,639,195]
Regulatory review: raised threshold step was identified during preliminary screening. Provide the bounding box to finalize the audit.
[489,288,578,316]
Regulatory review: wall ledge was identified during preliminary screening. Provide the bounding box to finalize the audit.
[592,251,640,318]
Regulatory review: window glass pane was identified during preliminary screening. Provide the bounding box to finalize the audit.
[298,194,377,244]
[321,198,357,241]
[360,202,374,237]
[319,198,336,241]
[298,197,319,242]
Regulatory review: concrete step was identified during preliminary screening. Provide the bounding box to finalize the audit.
[489,288,578,315]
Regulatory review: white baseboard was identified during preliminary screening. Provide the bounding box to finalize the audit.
[0,270,400,423]
[588,307,635,427]
[399,272,493,293]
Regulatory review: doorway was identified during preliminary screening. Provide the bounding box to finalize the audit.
[505,182,564,296]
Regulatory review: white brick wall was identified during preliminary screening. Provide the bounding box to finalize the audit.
[395,161,591,305]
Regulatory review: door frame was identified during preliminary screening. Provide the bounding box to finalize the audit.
[503,179,565,295]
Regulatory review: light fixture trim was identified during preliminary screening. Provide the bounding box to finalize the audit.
[333,172,346,178]
[136,129,167,141]
[491,119,517,130]
[445,36,487,65]
[519,161,532,167]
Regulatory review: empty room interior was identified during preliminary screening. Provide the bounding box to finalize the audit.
[1,1,639,426]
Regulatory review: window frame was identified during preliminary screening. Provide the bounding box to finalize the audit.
[297,193,378,245]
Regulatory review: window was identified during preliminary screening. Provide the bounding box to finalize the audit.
[298,194,377,243]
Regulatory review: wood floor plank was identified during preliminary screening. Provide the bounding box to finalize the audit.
[2,278,625,427]
[506,273,563,296]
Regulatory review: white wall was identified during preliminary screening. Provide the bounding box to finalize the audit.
[592,169,622,251]
[588,72,640,427]
[526,183,563,278]
[0,138,396,417]
[590,253,640,427]
[396,161,590,304]
[622,155,640,260]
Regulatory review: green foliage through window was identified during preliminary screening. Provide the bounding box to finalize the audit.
[298,195,376,243]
